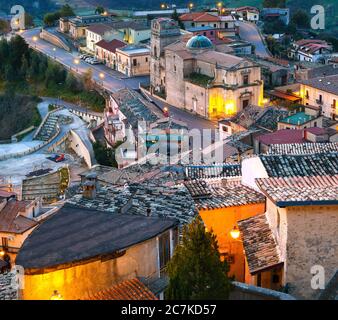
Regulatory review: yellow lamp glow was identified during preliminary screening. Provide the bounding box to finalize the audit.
[230,226,240,240]
[32,36,38,42]
[217,2,223,8]
[99,72,105,79]
[225,101,236,115]
[74,58,80,65]
[50,290,63,300]
[0,250,5,257]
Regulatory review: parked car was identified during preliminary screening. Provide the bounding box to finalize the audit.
[90,59,100,65]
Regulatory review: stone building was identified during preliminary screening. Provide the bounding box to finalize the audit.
[185,178,266,282]
[301,74,338,120]
[150,18,181,93]
[238,175,338,299]
[16,204,179,300]
[150,18,263,120]
[116,45,150,77]
[0,191,39,267]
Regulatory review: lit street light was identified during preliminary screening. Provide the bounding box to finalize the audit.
[32,36,38,48]
[230,225,240,240]
[74,58,80,72]
[99,72,105,87]
[50,290,63,300]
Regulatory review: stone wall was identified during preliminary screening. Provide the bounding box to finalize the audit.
[285,205,338,299]
[0,272,18,300]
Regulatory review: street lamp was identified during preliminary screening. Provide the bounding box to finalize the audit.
[0,249,5,257]
[99,72,105,87]
[53,47,56,59]
[189,3,194,10]
[50,290,63,300]
[230,225,240,240]
[74,58,80,72]
[32,36,38,48]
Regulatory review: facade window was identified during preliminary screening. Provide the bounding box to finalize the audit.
[210,31,214,35]
[243,75,249,85]
[214,24,217,27]
[333,99,336,107]
[174,65,176,72]
[145,57,148,62]
[133,59,137,66]
[319,94,322,102]
[1,237,8,250]
[159,232,171,270]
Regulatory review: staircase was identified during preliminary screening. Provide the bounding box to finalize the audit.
[34,114,59,142]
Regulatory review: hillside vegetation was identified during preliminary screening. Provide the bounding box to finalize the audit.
[0,93,41,140]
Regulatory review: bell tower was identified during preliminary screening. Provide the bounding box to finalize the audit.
[150,18,181,94]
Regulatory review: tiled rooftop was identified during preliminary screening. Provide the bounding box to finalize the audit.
[238,214,282,275]
[302,74,338,96]
[185,180,265,210]
[111,89,162,129]
[260,153,338,177]
[257,129,306,146]
[80,164,186,187]
[184,164,241,180]
[267,142,338,155]
[68,182,197,224]
[256,175,338,206]
[0,199,37,234]
[86,278,157,300]
[278,112,317,126]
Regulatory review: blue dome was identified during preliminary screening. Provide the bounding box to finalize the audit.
[186,35,213,50]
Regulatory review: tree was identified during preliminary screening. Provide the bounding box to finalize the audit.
[291,9,310,28]
[59,4,75,17]
[65,73,80,93]
[263,0,286,8]
[95,6,105,15]
[82,68,93,90]
[43,12,60,27]
[93,142,115,166]
[0,19,9,34]
[171,8,184,29]
[166,217,231,300]
[24,13,34,28]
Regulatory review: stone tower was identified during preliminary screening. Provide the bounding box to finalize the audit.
[150,18,181,94]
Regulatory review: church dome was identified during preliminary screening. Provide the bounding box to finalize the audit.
[186,35,213,50]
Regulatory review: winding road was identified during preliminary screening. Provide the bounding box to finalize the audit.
[238,21,271,58]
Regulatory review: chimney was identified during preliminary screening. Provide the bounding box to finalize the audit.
[82,173,98,200]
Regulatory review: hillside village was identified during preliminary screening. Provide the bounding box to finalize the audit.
[0,1,337,302]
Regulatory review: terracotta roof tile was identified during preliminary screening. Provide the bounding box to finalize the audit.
[238,214,282,274]
[186,180,265,210]
[95,39,126,53]
[267,142,338,155]
[256,175,338,205]
[87,278,157,300]
[257,129,305,146]
[260,153,338,177]
[185,164,241,180]
[0,199,37,234]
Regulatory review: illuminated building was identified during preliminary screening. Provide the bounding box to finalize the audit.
[150,19,263,120]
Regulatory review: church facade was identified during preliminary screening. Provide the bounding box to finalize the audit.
[150,18,264,120]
